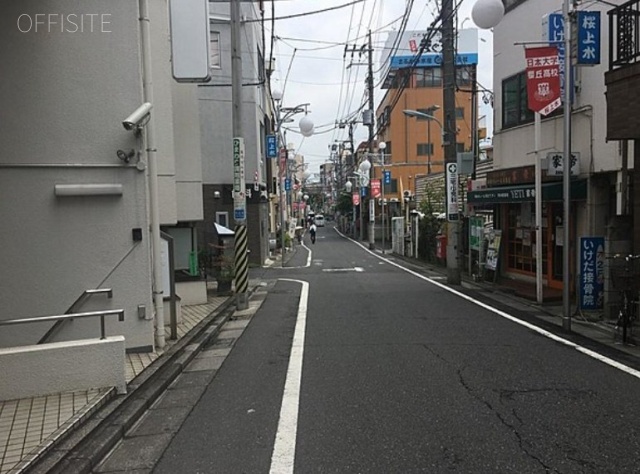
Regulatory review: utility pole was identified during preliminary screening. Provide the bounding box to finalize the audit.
[367,30,375,154]
[345,31,375,248]
[442,0,462,284]
[366,30,376,249]
[230,0,249,310]
[562,0,575,331]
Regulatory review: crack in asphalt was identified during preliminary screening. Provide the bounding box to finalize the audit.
[455,368,559,473]
[421,344,557,472]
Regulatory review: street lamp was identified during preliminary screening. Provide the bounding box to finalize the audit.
[344,180,354,237]
[471,0,504,29]
[358,157,373,249]
[379,141,387,253]
[403,108,452,278]
[272,89,314,266]
[403,107,440,174]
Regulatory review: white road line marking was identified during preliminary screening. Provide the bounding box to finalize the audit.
[270,279,309,474]
[279,247,312,269]
[333,227,640,381]
[322,268,362,273]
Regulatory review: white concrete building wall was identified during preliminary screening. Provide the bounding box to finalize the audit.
[0,1,158,350]
[493,0,621,174]
[171,82,205,222]
[150,0,179,226]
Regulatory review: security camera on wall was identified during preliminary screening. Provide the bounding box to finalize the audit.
[122,102,152,131]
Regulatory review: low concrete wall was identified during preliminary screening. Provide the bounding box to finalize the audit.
[0,336,126,401]
[176,280,207,305]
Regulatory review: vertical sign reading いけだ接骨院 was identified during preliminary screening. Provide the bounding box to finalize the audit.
[580,237,604,310]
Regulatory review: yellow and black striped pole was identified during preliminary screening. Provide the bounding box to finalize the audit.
[234,223,249,301]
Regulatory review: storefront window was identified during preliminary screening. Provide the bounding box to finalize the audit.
[506,202,548,276]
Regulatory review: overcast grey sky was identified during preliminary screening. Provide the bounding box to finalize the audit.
[266,0,494,178]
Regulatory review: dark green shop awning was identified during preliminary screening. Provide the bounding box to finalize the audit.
[467,179,587,204]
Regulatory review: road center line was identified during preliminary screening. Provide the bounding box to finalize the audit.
[270,279,309,474]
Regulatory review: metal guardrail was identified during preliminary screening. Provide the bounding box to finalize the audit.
[609,0,640,70]
[0,309,125,340]
[39,288,113,344]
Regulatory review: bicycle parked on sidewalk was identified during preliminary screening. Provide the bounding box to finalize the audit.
[608,253,640,344]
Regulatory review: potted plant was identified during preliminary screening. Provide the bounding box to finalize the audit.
[213,251,235,296]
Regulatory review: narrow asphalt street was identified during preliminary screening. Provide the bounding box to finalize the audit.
[93,226,640,473]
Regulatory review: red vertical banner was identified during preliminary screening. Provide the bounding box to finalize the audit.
[525,46,561,116]
[352,192,360,206]
[371,179,381,198]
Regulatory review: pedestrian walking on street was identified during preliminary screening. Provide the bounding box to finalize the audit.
[309,223,317,244]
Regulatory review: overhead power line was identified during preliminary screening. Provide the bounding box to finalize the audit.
[247,0,366,22]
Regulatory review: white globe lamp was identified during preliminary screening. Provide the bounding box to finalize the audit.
[345,181,353,192]
[471,0,504,29]
[299,115,314,137]
[272,88,283,101]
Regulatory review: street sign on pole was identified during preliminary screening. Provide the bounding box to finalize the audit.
[575,11,601,66]
[383,170,391,185]
[233,137,246,223]
[543,13,567,100]
[371,179,381,198]
[266,134,277,158]
[446,162,459,222]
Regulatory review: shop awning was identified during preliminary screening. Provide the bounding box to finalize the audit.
[214,223,235,236]
[467,179,587,204]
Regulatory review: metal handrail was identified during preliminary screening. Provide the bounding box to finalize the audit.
[39,288,113,344]
[68,288,113,313]
[1,309,124,340]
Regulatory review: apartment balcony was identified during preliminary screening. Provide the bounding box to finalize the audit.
[605,0,640,139]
